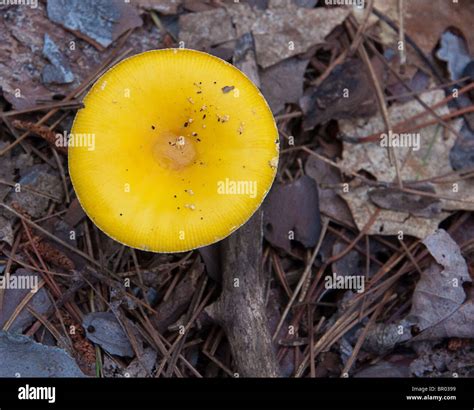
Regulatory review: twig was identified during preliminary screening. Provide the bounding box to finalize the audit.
[206,211,280,377]
[272,218,329,341]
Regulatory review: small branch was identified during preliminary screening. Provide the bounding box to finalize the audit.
[205,211,281,377]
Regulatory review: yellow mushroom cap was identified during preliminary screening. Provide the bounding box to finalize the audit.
[69,49,279,253]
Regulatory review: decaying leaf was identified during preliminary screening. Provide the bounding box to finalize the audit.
[367,0,474,55]
[124,347,157,377]
[179,0,350,67]
[365,230,472,353]
[263,175,321,253]
[0,331,85,377]
[46,0,143,49]
[41,33,75,84]
[135,0,182,15]
[6,164,63,219]
[0,269,52,334]
[83,312,134,357]
[0,3,161,109]
[233,32,260,88]
[178,8,236,51]
[300,58,378,130]
[260,57,309,114]
[367,184,442,218]
[340,186,449,239]
[409,342,474,377]
[414,291,474,341]
[409,229,471,332]
[450,123,474,171]
[436,31,471,81]
[355,360,410,378]
[229,0,350,68]
[0,213,13,246]
[305,154,354,227]
[362,320,412,355]
[337,89,473,238]
[408,229,474,341]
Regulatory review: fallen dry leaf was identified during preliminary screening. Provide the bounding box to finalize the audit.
[233,32,260,88]
[364,229,472,353]
[0,2,161,109]
[135,0,182,15]
[0,331,85,377]
[83,312,134,357]
[6,164,63,219]
[410,229,473,341]
[450,120,474,172]
[263,175,321,253]
[341,186,449,239]
[436,31,471,82]
[409,229,471,332]
[178,8,235,51]
[46,0,143,49]
[300,58,379,130]
[337,89,473,238]
[179,0,350,68]
[305,154,354,227]
[355,360,409,378]
[367,184,442,218]
[41,33,74,84]
[369,0,474,55]
[260,57,309,114]
[0,270,51,334]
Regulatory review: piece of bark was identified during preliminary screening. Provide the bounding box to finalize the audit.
[205,211,280,377]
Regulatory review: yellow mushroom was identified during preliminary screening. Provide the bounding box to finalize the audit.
[69,49,279,253]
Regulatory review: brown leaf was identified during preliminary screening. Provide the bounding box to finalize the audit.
[263,175,321,253]
[337,89,473,238]
[0,3,160,109]
[179,1,349,67]
[373,0,474,55]
[228,1,350,68]
[300,58,379,130]
[135,0,181,15]
[233,33,260,87]
[367,184,442,218]
[305,154,354,227]
[260,57,309,114]
[410,229,473,340]
[6,165,63,219]
[178,8,236,51]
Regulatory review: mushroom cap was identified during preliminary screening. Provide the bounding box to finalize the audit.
[69,49,279,253]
